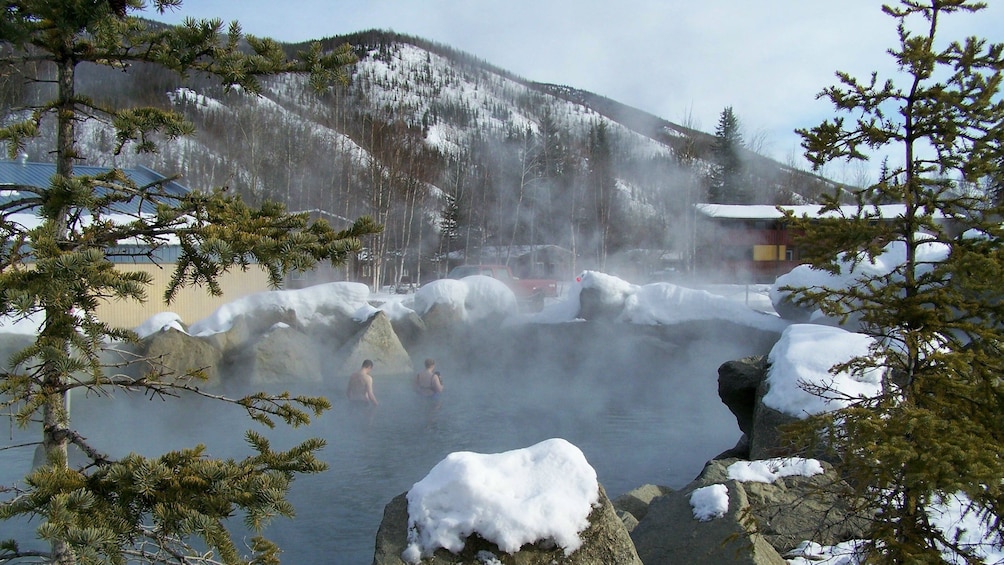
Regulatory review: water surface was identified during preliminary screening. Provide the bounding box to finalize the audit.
[2,321,776,563]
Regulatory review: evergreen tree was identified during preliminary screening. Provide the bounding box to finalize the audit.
[0,1,379,563]
[587,121,616,268]
[783,1,1004,562]
[707,106,748,204]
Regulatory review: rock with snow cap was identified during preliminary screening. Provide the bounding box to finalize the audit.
[631,477,786,565]
[717,355,801,460]
[631,458,869,562]
[371,485,641,565]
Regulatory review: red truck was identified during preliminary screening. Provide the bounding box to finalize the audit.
[446,264,560,305]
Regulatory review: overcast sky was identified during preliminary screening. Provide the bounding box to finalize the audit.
[149,1,1003,181]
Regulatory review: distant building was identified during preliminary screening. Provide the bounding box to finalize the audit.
[693,203,913,283]
[0,160,272,328]
[283,208,360,289]
[510,245,574,280]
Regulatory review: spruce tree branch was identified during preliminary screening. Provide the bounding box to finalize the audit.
[0,441,40,453]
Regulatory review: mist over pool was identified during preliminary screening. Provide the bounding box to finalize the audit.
[1,278,784,563]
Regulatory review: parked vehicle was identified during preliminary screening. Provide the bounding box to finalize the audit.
[446,264,560,305]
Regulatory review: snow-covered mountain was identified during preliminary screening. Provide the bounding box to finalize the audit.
[9,29,832,286]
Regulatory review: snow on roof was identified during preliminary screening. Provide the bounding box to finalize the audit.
[0,160,190,215]
[402,438,599,562]
[6,211,182,246]
[695,203,909,221]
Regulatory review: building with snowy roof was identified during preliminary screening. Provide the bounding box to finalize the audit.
[0,160,272,329]
[693,203,913,283]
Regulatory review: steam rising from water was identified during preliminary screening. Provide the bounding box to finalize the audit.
[2,318,778,563]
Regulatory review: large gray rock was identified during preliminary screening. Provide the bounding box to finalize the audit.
[577,286,626,321]
[336,310,413,376]
[200,309,302,356]
[389,309,427,351]
[718,356,768,436]
[631,478,786,565]
[372,485,642,565]
[718,355,801,460]
[244,324,323,384]
[634,458,870,562]
[612,483,674,527]
[419,302,465,338]
[139,327,223,384]
[741,471,869,554]
[749,404,799,461]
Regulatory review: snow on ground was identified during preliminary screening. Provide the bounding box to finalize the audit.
[785,496,1004,565]
[927,493,1004,564]
[401,438,598,563]
[786,540,866,565]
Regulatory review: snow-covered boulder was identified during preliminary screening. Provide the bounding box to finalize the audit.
[373,486,640,564]
[577,271,637,321]
[718,324,884,460]
[372,439,641,565]
[764,324,882,418]
[189,281,371,336]
[185,282,369,355]
[413,276,516,321]
[530,271,789,333]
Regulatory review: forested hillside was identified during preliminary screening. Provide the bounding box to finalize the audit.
[2,28,832,288]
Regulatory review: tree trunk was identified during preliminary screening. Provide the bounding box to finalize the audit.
[48,52,76,565]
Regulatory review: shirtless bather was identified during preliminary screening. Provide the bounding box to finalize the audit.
[414,358,443,397]
[346,360,378,406]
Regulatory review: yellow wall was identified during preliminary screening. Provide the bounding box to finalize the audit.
[752,245,786,262]
[95,264,273,329]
